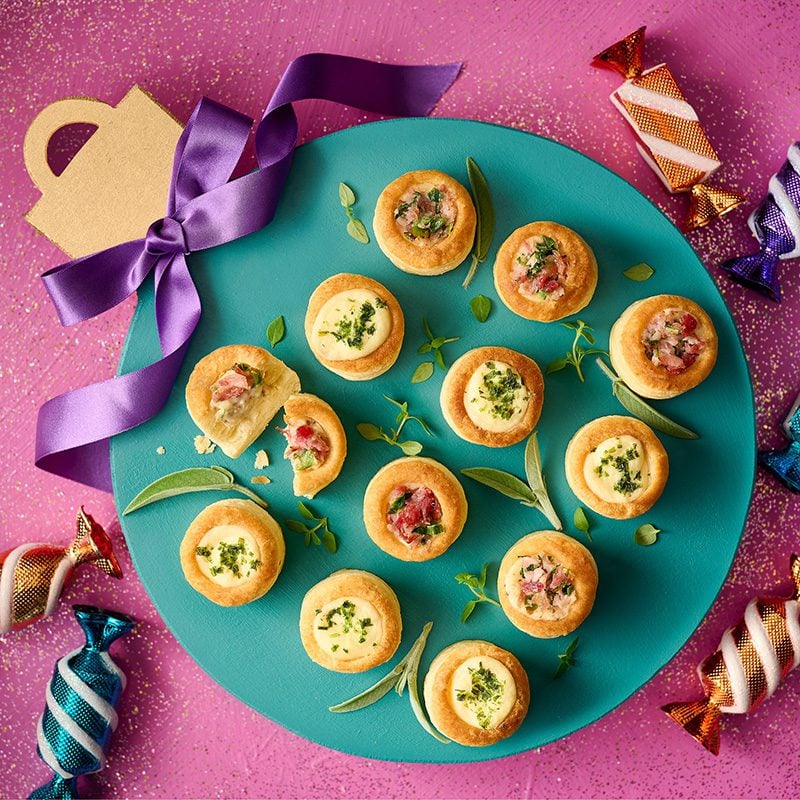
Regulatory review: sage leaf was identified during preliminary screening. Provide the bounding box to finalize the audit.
[469,294,491,323]
[634,523,661,546]
[461,467,536,504]
[338,182,356,207]
[357,423,383,441]
[266,315,285,348]
[462,156,495,288]
[595,358,699,440]
[329,661,407,712]
[523,432,563,530]
[461,599,477,623]
[411,362,434,384]
[405,625,451,743]
[400,440,423,456]
[623,262,655,281]
[346,218,370,244]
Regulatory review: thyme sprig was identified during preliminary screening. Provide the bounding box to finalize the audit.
[547,320,607,382]
[454,563,501,623]
[285,501,337,553]
[418,318,459,372]
[554,637,580,679]
[339,182,369,244]
[357,395,432,456]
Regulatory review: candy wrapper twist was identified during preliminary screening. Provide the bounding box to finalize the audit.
[592,26,745,230]
[759,392,800,489]
[662,555,800,754]
[720,142,800,301]
[0,508,122,634]
[29,605,136,799]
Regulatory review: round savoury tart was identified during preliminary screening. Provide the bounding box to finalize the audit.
[299,569,402,673]
[423,640,530,747]
[440,346,543,447]
[304,273,404,380]
[179,499,285,607]
[362,456,468,562]
[185,344,301,459]
[497,531,598,638]
[565,415,669,519]
[493,221,598,322]
[609,294,718,399]
[279,393,346,499]
[373,169,477,275]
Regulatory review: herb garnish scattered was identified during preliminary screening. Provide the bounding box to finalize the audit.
[594,439,643,495]
[462,157,495,288]
[316,600,373,648]
[418,318,459,372]
[477,361,526,420]
[554,637,579,679]
[573,507,592,542]
[357,395,432,456]
[339,182,369,244]
[634,523,661,546]
[320,299,380,350]
[623,262,655,282]
[546,320,607,382]
[454,563,501,623]
[461,432,563,530]
[285,501,337,553]
[469,294,492,323]
[123,465,268,514]
[329,621,449,743]
[266,315,285,348]
[455,661,505,729]
[595,358,699,440]
[196,537,262,579]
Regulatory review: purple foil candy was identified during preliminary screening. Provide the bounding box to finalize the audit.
[720,141,800,302]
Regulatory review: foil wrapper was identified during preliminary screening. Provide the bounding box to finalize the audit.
[759,392,800,489]
[0,508,122,634]
[593,26,745,230]
[30,605,136,799]
[720,141,800,302]
[662,555,800,755]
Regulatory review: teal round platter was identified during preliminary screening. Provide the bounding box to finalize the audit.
[112,117,755,763]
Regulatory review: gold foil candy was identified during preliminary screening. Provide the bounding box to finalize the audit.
[592,26,646,80]
[686,184,747,231]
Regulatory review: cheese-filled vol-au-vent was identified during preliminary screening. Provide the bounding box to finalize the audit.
[565,415,669,519]
[305,273,404,381]
[440,346,543,447]
[299,569,402,673]
[423,640,530,747]
[179,499,285,607]
[185,343,300,459]
[373,169,476,275]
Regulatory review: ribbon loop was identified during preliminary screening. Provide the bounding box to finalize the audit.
[145,216,188,258]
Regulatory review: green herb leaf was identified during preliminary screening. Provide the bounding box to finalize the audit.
[595,358,700,440]
[461,467,536,504]
[321,528,338,553]
[346,218,370,244]
[418,342,433,354]
[356,422,383,441]
[454,563,500,624]
[422,318,434,341]
[623,262,655,281]
[123,466,268,514]
[433,349,446,371]
[554,637,579,678]
[523,432,563,530]
[338,182,356,207]
[461,599,477,623]
[285,520,308,534]
[469,294,492,323]
[298,501,314,519]
[546,357,569,374]
[266,315,285,348]
[550,320,607,382]
[462,156,495,288]
[329,661,407,712]
[634,523,661,546]
[411,362,434,384]
[399,440,423,456]
[573,507,592,542]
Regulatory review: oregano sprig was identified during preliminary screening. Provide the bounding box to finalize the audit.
[454,563,501,623]
[547,320,607,382]
[554,637,580,679]
[418,318,459,372]
[339,182,369,244]
[357,395,432,456]
[285,501,337,553]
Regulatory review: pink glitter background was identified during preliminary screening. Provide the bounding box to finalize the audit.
[2,1,800,797]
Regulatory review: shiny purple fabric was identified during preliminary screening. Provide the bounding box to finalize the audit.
[35,54,461,491]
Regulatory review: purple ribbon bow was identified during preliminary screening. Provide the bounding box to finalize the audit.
[720,141,800,302]
[35,54,461,491]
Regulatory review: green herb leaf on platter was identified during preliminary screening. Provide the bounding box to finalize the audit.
[356,422,383,441]
[546,357,569,374]
[523,432,563,530]
[623,262,655,282]
[573,507,592,541]
[433,349,446,371]
[634,523,661,546]
[549,320,606,383]
[595,358,700,440]
[454,562,500,624]
[461,467,536,504]
[461,599,477,623]
[411,362,434,384]
[346,218,370,244]
[359,396,432,455]
[266,315,285,348]
[284,519,308,534]
[338,181,356,207]
[469,294,492,323]
[462,156,495,288]
[399,440,423,456]
[287,501,338,552]
[554,637,580,679]
[418,319,459,371]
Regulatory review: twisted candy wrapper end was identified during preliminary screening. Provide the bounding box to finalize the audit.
[759,393,800,486]
[685,184,746,231]
[592,26,646,79]
[720,249,781,301]
[661,699,722,755]
[28,775,79,800]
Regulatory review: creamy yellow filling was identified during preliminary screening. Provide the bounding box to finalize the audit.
[195,525,261,588]
[450,655,516,730]
[313,596,383,660]
[312,289,391,361]
[583,435,649,502]
[464,360,529,433]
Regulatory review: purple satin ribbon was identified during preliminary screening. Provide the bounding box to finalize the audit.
[36,54,461,491]
[720,141,800,302]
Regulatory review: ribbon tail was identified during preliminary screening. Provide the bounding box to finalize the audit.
[719,249,781,302]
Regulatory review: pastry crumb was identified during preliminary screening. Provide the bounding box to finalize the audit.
[251,475,271,485]
[254,449,270,469]
[194,435,216,454]
[155,446,166,455]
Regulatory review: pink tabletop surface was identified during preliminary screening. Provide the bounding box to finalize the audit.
[2,1,800,797]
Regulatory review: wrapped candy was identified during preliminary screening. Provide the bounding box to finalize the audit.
[592,26,746,230]
[759,392,800,489]
[720,141,800,301]
[30,605,136,799]
[0,508,122,634]
[662,555,800,754]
